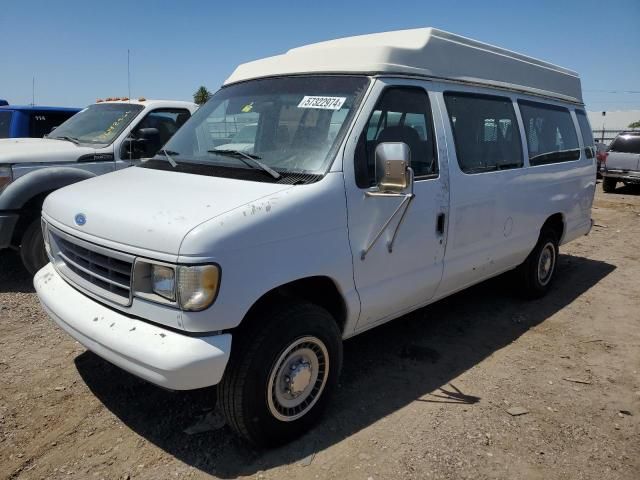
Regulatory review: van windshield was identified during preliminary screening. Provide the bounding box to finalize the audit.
[145,76,369,180]
[0,111,11,138]
[48,103,143,145]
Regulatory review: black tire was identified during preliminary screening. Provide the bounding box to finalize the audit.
[20,219,48,276]
[516,227,559,299]
[217,301,342,447]
[602,177,617,193]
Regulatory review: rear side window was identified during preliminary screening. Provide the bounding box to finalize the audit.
[30,111,76,138]
[609,134,640,154]
[443,92,523,174]
[575,110,595,159]
[519,101,580,165]
[0,111,11,138]
[355,87,437,187]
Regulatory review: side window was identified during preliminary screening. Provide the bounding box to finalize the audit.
[575,110,595,158]
[29,111,75,138]
[132,108,191,158]
[443,92,523,174]
[518,100,580,165]
[355,87,437,187]
[0,111,11,138]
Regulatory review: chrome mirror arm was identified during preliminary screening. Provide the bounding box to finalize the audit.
[360,168,415,260]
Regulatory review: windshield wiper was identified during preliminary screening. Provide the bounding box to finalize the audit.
[208,149,281,180]
[152,148,179,167]
[50,135,80,145]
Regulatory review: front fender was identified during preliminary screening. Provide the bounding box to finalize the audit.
[0,167,97,211]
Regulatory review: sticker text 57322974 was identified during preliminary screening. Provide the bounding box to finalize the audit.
[297,96,347,110]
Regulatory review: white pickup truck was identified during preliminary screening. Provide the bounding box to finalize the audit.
[35,28,595,446]
[601,131,640,192]
[0,98,197,273]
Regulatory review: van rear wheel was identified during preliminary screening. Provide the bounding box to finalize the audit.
[217,301,342,447]
[516,227,559,299]
[20,219,48,276]
[602,177,617,193]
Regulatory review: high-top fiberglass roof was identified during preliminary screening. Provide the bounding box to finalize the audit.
[225,28,582,104]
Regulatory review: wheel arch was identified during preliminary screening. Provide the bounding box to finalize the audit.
[541,212,565,243]
[1,167,97,245]
[240,276,348,336]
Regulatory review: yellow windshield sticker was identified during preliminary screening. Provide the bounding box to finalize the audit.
[241,102,254,113]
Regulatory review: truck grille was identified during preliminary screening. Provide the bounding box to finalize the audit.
[48,226,134,306]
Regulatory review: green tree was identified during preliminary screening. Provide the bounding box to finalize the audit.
[628,120,640,129]
[193,86,212,105]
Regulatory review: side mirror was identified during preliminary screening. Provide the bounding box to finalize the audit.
[374,142,411,193]
[136,127,159,139]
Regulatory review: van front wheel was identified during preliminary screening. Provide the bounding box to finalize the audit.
[517,227,559,299]
[217,301,342,447]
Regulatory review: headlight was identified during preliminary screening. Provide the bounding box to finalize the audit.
[151,264,176,301]
[177,265,220,311]
[133,260,220,310]
[0,165,12,192]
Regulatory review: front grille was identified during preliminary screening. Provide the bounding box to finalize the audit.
[49,227,134,306]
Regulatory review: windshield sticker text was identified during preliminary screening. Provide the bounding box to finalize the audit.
[297,96,346,110]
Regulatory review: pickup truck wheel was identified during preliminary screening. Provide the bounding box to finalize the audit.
[20,219,48,276]
[217,301,342,447]
[517,227,559,299]
[602,177,617,193]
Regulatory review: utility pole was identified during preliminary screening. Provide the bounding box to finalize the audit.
[601,111,606,143]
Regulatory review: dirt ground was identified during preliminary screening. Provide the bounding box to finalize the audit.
[1,184,639,480]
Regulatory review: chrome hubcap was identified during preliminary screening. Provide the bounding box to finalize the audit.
[287,361,313,396]
[267,336,329,422]
[537,242,556,286]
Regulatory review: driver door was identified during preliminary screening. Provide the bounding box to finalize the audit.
[343,80,450,332]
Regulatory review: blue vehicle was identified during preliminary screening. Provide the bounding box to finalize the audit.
[0,104,80,139]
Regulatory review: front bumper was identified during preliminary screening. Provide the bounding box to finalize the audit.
[0,213,19,249]
[34,263,231,390]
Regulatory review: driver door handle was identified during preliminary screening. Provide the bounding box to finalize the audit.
[436,213,446,235]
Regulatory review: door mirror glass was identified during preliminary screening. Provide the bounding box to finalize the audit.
[375,142,411,192]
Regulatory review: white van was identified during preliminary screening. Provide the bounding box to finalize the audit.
[35,28,596,446]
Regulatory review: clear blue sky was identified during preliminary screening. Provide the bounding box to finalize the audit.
[2,0,639,111]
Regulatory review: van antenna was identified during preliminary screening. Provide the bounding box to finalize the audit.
[127,49,131,102]
[31,77,35,106]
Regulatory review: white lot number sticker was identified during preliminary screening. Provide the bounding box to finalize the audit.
[298,96,346,110]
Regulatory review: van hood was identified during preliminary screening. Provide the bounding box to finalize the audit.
[43,166,293,255]
[0,137,100,164]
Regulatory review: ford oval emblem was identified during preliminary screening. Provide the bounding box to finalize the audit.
[74,213,87,226]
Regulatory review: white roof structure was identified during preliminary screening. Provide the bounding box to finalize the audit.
[96,99,196,109]
[225,28,583,104]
